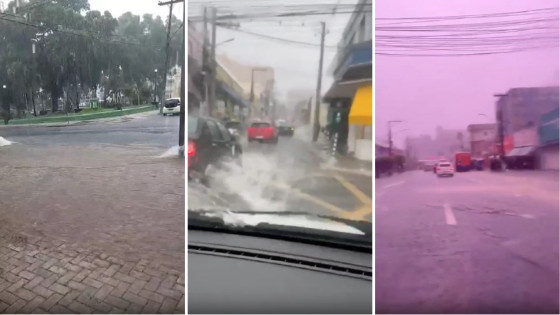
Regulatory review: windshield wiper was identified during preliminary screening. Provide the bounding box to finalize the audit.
[188,210,372,253]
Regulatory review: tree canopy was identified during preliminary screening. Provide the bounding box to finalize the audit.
[0,0,183,120]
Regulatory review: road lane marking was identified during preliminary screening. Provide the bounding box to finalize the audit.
[467,178,482,184]
[443,203,457,225]
[383,181,405,189]
[269,183,346,216]
[333,175,372,207]
[341,205,372,220]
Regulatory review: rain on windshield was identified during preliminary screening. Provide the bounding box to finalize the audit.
[187,0,373,233]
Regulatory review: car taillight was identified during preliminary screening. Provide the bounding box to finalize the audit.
[188,141,196,158]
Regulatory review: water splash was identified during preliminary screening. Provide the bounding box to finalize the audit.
[206,152,298,212]
[0,137,13,146]
[158,145,182,158]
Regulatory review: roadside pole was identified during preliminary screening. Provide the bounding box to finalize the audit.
[202,7,208,116]
[160,1,174,114]
[158,0,184,156]
[209,7,217,117]
[312,22,326,142]
[179,1,185,156]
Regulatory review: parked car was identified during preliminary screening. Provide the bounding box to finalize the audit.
[188,115,242,183]
[435,161,455,177]
[276,119,295,136]
[162,98,181,116]
[247,121,278,143]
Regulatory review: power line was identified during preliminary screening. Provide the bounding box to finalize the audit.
[188,9,372,21]
[218,25,340,49]
[376,7,558,23]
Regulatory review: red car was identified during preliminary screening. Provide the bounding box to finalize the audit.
[247,121,278,144]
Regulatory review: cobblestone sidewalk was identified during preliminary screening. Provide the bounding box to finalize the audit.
[0,229,185,314]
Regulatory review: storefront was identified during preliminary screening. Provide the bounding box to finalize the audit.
[348,84,372,161]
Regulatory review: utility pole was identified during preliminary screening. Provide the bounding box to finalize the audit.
[312,21,326,142]
[160,0,174,114]
[179,1,185,156]
[159,0,184,156]
[388,120,402,156]
[494,93,508,159]
[209,7,217,117]
[201,6,208,116]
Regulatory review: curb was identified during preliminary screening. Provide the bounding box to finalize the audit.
[0,107,155,128]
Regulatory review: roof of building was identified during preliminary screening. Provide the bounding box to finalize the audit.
[467,123,497,132]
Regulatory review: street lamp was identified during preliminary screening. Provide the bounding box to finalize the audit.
[153,69,158,104]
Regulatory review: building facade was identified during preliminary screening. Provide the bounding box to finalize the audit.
[538,107,559,170]
[496,86,559,154]
[216,55,275,120]
[467,123,497,158]
[322,0,372,161]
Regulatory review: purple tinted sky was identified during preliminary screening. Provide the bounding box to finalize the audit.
[375,0,559,147]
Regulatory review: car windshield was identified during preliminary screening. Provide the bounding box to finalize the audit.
[165,99,180,106]
[187,0,372,248]
[251,122,271,128]
[1,1,185,313]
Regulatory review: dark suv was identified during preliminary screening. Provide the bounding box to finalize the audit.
[188,115,242,182]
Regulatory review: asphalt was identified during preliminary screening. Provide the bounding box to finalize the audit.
[0,112,180,149]
[188,132,373,222]
[375,170,559,314]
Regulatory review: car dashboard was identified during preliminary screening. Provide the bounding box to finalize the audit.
[188,230,372,314]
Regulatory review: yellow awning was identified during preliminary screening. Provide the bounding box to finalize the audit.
[349,84,372,126]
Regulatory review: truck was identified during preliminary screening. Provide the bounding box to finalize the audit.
[454,152,472,172]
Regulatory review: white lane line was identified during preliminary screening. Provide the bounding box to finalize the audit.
[443,203,457,225]
[383,181,405,189]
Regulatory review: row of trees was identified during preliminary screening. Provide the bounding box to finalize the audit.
[0,0,183,120]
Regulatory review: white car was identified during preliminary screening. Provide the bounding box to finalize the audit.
[435,161,455,177]
[162,98,181,116]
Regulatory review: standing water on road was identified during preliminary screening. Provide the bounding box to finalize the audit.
[376,1,559,313]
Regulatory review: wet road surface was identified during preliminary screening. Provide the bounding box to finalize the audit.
[0,113,184,313]
[188,133,373,222]
[376,170,559,314]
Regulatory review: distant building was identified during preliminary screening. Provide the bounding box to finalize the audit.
[165,64,181,99]
[216,55,274,119]
[467,123,497,158]
[496,86,559,152]
[538,107,559,170]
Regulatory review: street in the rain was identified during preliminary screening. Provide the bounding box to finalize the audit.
[0,112,185,314]
[188,128,373,222]
[376,170,559,314]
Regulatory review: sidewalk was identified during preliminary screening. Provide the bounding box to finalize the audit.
[0,144,184,313]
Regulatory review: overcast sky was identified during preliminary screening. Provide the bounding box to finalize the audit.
[376,0,559,148]
[89,0,183,20]
[188,1,359,102]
